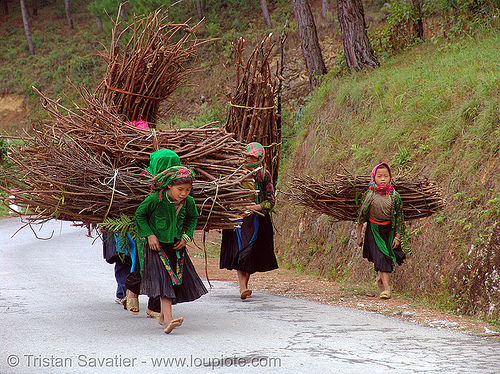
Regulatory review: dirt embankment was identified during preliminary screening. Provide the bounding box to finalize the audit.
[0,95,29,132]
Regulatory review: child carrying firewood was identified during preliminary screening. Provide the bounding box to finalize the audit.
[135,165,207,334]
[356,162,406,299]
[220,142,278,300]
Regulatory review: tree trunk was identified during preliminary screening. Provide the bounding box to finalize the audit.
[196,0,203,20]
[2,0,8,15]
[260,0,271,26]
[292,0,327,91]
[65,0,73,29]
[32,0,37,16]
[337,0,378,72]
[321,0,328,19]
[20,0,35,55]
[119,0,128,21]
[410,0,424,40]
[95,16,103,34]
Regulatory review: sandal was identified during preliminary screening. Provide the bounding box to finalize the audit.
[146,310,160,319]
[380,290,391,299]
[240,289,252,300]
[126,297,140,315]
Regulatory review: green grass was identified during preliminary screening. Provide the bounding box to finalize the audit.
[0,1,108,121]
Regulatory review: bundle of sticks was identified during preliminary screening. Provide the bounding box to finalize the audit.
[2,122,256,230]
[286,174,444,221]
[224,34,283,184]
[94,7,209,125]
[33,87,244,177]
[0,10,274,231]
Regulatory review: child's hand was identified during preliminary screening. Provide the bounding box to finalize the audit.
[173,238,186,251]
[357,236,363,247]
[148,235,160,251]
[244,204,262,217]
[392,236,401,249]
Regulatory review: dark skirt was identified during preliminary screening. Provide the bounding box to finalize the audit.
[220,213,278,274]
[140,241,208,305]
[363,222,405,273]
[103,231,128,264]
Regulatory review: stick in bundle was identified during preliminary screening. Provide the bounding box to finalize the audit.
[285,174,444,221]
[224,34,283,184]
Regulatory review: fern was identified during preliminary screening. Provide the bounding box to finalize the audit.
[101,214,139,256]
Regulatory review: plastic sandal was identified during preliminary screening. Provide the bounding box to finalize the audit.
[126,297,140,315]
[240,289,252,300]
[146,310,160,319]
[380,290,391,299]
[164,317,184,334]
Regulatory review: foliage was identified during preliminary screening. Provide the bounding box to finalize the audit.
[101,214,139,254]
[0,139,11,165]
[371,0,500,58]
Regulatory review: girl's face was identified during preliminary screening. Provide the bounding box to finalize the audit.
[374,167,391,186]
[245,155,259,166]
[167,183,192,202]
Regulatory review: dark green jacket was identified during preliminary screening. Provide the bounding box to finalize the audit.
[135,193,198,243]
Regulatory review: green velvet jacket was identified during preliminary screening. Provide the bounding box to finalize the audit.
[135,192,198,243]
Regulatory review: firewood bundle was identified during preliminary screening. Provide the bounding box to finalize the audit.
[33,87,243,176]
[286,175,444,221]
[224,34,283,183]
[0,10,257,231]
[2,117,256,230]
[94,7,208,125]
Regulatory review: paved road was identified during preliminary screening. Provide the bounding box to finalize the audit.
[1,217,499,373]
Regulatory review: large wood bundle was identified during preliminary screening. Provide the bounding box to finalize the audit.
[2,128,254,230]
[224,34,283,184]
[286,174,444,221]
[94,8,208,125]
[33,88,243,176]
[0,10,256,231]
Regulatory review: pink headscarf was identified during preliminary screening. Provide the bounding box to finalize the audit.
[129,120,150,130]
[368,162,395,195]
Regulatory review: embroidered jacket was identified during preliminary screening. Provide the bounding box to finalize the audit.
[254,169,275,214]
[356,189,405,234]
[135,192,198,243]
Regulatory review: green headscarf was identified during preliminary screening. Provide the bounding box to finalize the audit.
[146,149,181,176]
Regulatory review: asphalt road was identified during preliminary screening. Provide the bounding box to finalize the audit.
[1,217,500,373]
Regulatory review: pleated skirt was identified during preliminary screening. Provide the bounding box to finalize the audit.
[363,222,406,273]
[220,213,278,275]
[140,241,208,305]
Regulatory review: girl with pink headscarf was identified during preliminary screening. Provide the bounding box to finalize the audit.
[356,163,406,299]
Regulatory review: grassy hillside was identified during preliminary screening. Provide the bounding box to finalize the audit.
[0,0,109,128]
[276,26,500,322]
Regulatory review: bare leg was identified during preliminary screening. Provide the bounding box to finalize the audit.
[379,271,391,299]
[160,297,183,334]
[380,271,390,292]
[159,297,173,327]
[126,289,137,299]
[237,270,250,293]
[237,270,252,299]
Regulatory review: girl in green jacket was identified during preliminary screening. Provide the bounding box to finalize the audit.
[135,165,207,334]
